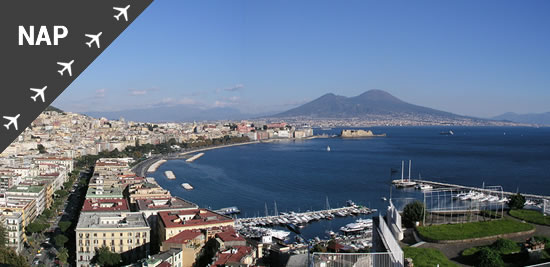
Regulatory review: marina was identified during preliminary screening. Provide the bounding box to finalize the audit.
[164,170,176,179]
[236,203,376,228]
[186,152,205,162]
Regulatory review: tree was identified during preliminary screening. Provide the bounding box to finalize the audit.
[508,193,526,210]
[403,201,425,225]
[0,246,29,267]
[37,144,47,154]
[475,247,504,267]
[92,246,121,267]
[59,221,71,232]
[55,189,69,198]
[54,234,69,248]
[26,221,48,235]
[57,247,69,266]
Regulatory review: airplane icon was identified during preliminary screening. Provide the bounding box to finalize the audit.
[3,114,20,131]
[85,32,102,48]
[57,60,74,76]
[113,5,130,21]
[30,86,47,102]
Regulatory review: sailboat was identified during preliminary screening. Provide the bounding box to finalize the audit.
[326,145,331,152]
[392,160,416,188]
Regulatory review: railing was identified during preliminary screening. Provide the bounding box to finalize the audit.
[312,252,398,267]
[376,215,404,266]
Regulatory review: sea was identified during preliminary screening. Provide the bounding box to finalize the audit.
[151,126,550,240]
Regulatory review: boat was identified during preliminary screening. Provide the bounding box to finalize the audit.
[327,146,331,152]
[415,184,433,190]
[381,197,387,201]
[392,160,416,188]
[340,219,373,233]
[181,183,194,190]
[440,130,454,136]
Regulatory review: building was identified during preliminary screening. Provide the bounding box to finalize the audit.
[76,212,150,267]
[81,198,130,213]
[0,210,24,253]
[142,248,183,267]
[85,185,124,200]
[211,246,255,267]
[160,230,206,267]
[34,157,74,173]
[158,209,234,242]
[5,185,46,214]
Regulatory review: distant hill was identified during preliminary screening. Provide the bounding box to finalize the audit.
[85,105,250,122]
[272,89,466,119]
[45,106,64,113]
[492,112,550,125]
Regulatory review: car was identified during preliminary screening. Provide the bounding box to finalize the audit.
[33,259,40,265]
[36,253,42,257]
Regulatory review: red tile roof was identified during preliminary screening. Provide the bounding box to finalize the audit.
[163,230,204,244]
[157,262,171,267]
[213,246,253,266]
[215,227,245,243]
[81,198,129,212]
[158,209,234,229]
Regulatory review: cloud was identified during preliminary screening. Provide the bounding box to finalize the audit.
[130,90,147,96]
[95,89,107,98]
[214,96,242,107]
[153,97,198,107]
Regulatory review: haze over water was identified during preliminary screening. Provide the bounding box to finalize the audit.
[151,126,550,239]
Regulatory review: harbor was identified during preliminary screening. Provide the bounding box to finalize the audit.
[147,159,166,173]
[236,203,376,228]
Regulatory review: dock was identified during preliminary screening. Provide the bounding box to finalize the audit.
[164,170,176,179]
[186,152,204,162]
[414,179,550,201]
[236,205,376,228]
[181,183,193,190]
[147,159,166,173]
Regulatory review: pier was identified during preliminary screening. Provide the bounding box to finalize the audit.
[414,179,550,201]
[186,152,204,162]
[147,159,166,173]
[236,205,376,228]
[164,170,176,179]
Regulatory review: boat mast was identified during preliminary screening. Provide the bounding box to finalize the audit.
[265,202,269,217]
[408,160,412,182]
[401,160,405,182]
[274,201,278,216]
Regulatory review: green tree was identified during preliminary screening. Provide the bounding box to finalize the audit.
[54,234,69,248]
[57,247,69,266]
[92,246,121,267]
[26,221,48,235]
[403,201,425,226]
[37,144,47,154]
[476,247,504,267]
[0,246,29,267]
[59,221,71,232]
[508,193,526,210]
[55,189,69,198]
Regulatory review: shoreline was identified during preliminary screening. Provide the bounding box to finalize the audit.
[131,140,262,177]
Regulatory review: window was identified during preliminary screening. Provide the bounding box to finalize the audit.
[103,233,106,237]
[103,240,106,245]
[93,233,97,237]
[111,233,114,237]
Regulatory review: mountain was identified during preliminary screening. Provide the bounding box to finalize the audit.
[85,105,250,122]
[492,112,550,125]
[272,89,465,119]
[45,106,64,113]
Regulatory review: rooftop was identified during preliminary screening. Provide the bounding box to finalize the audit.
[212,246,253,266]
[215,227,245,243]
[76,212,149,229]
[158,209,234,229]
[82,198,130,212]
[85,186,123,198]
[163,230,204,245]
[6,185,44,194]
[136,197,198,211]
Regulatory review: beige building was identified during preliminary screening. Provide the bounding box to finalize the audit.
[75,212,150,267]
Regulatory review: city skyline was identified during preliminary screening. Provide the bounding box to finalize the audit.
[53,0,550,118]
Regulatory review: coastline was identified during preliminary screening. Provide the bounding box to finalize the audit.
[131,140,261,177]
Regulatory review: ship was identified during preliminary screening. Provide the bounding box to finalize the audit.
[327,146,331,152]
[340,219,373,233]
[440,130,454,135]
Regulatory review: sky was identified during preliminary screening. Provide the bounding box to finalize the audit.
[53,0,550,118]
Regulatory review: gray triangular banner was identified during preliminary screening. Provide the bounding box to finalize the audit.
[0,0,154,153]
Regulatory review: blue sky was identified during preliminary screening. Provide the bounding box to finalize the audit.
[53,0,550,117]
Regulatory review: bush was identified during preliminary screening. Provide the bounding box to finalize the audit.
[92,246,121,267]
[59,221,71,232]
[403,201,425,225]
[0,247,29,267]
[475,247,504,267]
[26,221,49,235]
[508,193,526,210]
[491,238,521,254]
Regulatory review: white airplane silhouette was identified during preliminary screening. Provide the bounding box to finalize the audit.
[85,32,102,48]
[57,60,74,76]
[3,114,20,131]
[30,86,47,102]
[113,5,130,21]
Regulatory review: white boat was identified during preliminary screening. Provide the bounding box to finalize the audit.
[327,146,331,152]
[393,160,417,188]
[415,184,433,190]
